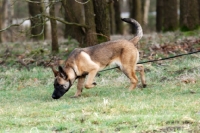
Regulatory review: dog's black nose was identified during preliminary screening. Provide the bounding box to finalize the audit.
[52,94,59,99]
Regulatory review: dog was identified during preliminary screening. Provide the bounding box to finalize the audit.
[51,18,146,99]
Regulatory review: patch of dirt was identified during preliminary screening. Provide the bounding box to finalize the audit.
[143,124,200,133]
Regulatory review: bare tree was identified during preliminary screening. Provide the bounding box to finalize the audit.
[163,0,178,31]
[62,0,85,46]
[28,0,44,40]
[156,0,178,32]
[49,0,58,53]
[198,0,200,25]
[0,0,3,42]
[114,0,123,34]
[84,0,97,47]
[109,0,116,34]
[129,0,142,33]
[3,0,14,42]
[180,0,199,31]
[142,0,150,26]
[156,0,163,32]
[93,0,110,42]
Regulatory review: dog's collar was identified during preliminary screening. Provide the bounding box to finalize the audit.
[71,67,88,79]
[71,67,79,78]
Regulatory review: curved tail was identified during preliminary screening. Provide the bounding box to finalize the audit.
[121,18,143,44]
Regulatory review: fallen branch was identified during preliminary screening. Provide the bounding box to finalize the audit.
[17,59,30,71]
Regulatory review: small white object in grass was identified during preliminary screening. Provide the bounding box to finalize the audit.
[103,98,109,106]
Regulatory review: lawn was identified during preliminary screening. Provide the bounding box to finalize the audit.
[0,54,200,133]
[0,32,200,132]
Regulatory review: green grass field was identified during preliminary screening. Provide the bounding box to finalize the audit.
[0,53,200,132]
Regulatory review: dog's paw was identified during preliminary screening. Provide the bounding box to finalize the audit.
[85,83,96,89]
[142,84,147,88]
[96,73,101,77]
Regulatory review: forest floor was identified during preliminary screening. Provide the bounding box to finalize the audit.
[0,30,200,132]
[0,30,200,70]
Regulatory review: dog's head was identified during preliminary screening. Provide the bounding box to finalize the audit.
[51,66,75,99]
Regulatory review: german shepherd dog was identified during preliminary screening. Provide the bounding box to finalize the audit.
[51,18,146,99]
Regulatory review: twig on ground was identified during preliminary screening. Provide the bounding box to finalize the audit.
[17,59,30,71]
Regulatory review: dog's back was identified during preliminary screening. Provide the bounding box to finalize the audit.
[81,39,137,69]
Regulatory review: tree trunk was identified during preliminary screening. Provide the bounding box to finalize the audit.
[180,0,199,31]
[93,0,110,43]
[142,0,150,26]
[114,0,123,34]
[156,0,163,32]
[84,0,97,47]
[3,0,14,42]
[109,0,116,34]
[28,0,44,40]
[49,0,59,53]
[198,0,200,25]
[129,0,142,33]
[62,0,84,46]
[41,1,48,40]
[0,1,3,42]
[163,0,178,31]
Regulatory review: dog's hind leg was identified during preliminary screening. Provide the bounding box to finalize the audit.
[136,64,147,88]
[122,67,138,90]
[72,75,86,98]
[129,71,138,90]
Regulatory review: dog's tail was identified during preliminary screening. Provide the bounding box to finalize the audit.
[121,18,143,44]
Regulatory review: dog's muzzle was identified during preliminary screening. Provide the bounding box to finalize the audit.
[52,80,72,99]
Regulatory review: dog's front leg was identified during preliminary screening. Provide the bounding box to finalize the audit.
[85,69,98,89]
[73,76,86,98]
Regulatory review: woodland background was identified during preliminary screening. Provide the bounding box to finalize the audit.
[0,0,200,53]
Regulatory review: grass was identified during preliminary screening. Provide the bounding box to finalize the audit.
[0,31,200,132]
[0,53,200,133]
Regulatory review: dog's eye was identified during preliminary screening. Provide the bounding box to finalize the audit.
[63,84,68,89]
[62,82,70,89]
[63,85,68,89]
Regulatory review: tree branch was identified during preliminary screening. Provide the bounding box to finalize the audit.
[0,18,30,32]
[43,14,88,28]
[24,0,61,4]
[75,0,90,4]
[0,13,88,33]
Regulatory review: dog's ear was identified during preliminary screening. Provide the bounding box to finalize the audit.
[58,66,68,79]
[51,66,59,77]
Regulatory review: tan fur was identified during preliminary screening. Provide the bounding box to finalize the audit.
[61,38,146,97]
[52,18,146,97]
[56,76,68,85]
